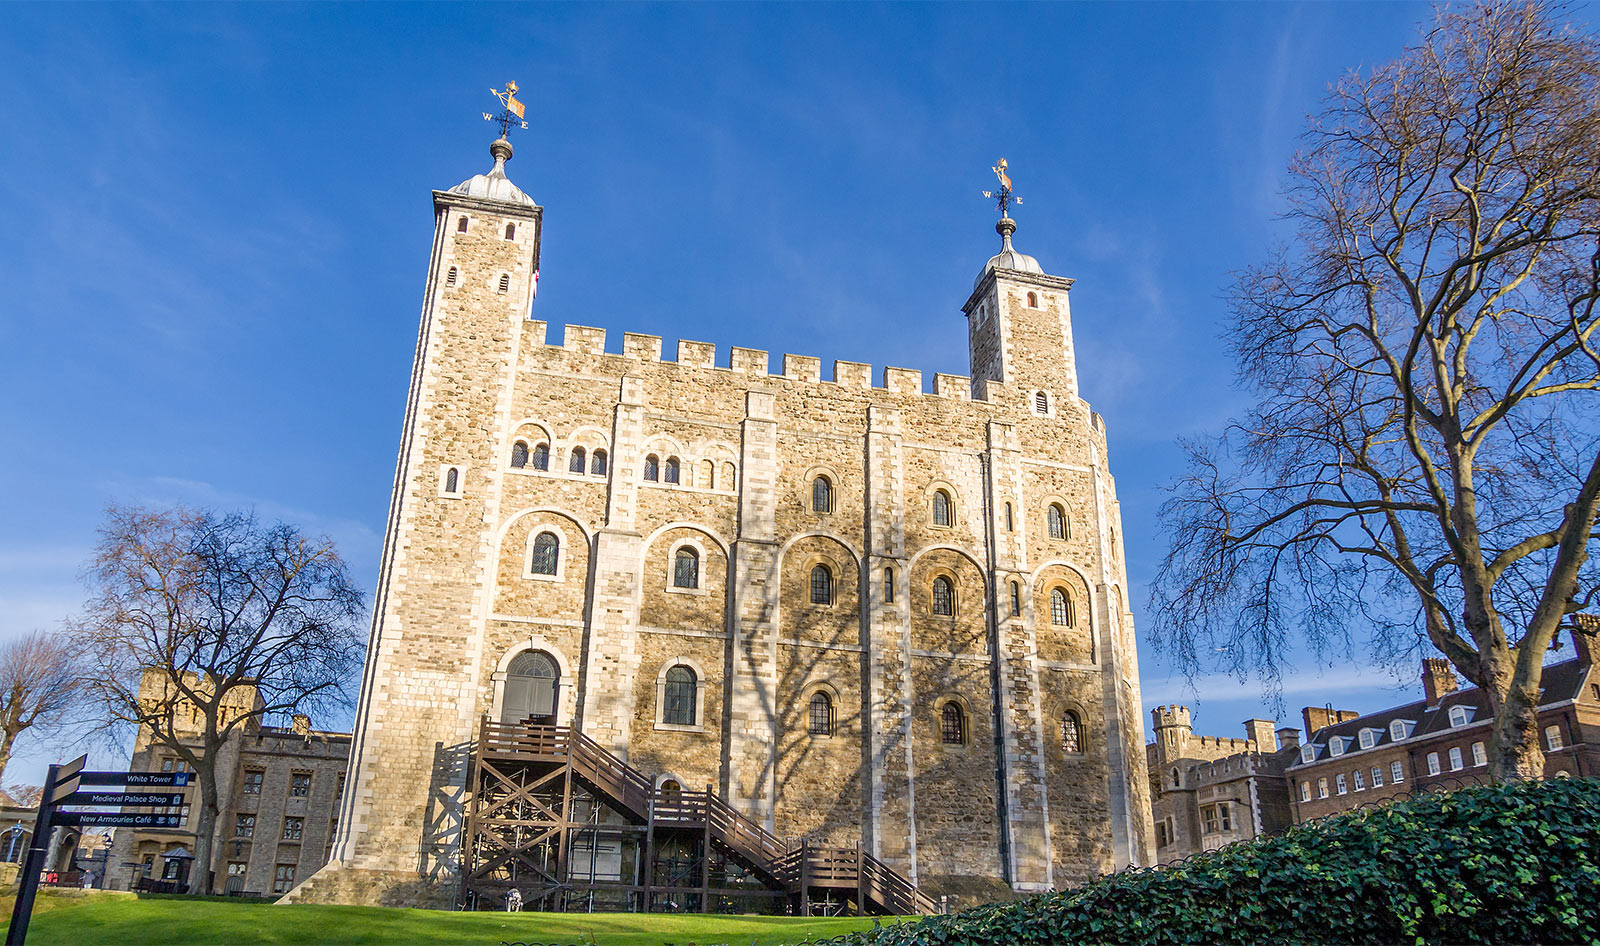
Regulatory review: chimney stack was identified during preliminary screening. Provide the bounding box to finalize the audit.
[1242,719,1278,752]
[1422,658,1459,707]
[1302,705,1360,738]
[1571,614,1598,666]
[1275,726,1301,749]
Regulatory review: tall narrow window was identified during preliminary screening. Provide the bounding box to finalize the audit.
[1048,504,1068,540]
[446,266,458,287]
[504,223,516,240]
[457,216,468,233]
[663,666,696,726]
[932,490,952,527]
[1035,390,1049,414]
[591,449,608,475]
[1061,711,1082,754]
[932,577,954,616]
[511,441,529,468]
[722,461,736,489]
[498,273,510,293]
[809,692,833,736]
[941,703,965,745]
[444,467,459,494]
[664,457,680,484]
[1027,291,1039,308]
[812,476,832,513]
[1471,742,1487,766]
[569,447,586,473]
[883,567,895,603]
[532,443,549,471]
[699,459,714,488]
[1010,581,1021,617]
[1004,503,1014,531]
[673,547,699,589]
[1426,752,1440,775]
[1050,588,1072,626]
[1448,746,1464,771]
[529,531,560,576]
[644,455,660,481]
[1546,725,1564,751]
[810,565,833,605]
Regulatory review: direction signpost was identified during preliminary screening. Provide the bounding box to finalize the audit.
[5,757,193,945]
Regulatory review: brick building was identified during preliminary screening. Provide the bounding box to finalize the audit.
[1286,623,1600,823]
[1145,707,1299,863]
[103,670,350,896]
[292,129,1154,910]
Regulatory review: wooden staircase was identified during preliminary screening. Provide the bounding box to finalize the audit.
[466,718,936,916]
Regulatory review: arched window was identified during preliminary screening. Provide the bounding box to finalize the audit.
[1005,503,1014,531]
[498,273,510,293]
[446,266,458,287]
[504,223,516,240]
[457,216,468,233]
[1061,711,1082,754]
[810,565,833,605]
[659,779,682,795]
[673,547,699,589]
[884,567,895,604]
[1050,589,1073,626]
[932,577,954,616]
[501,650,559,724]
[1027,291,1038,308]
[591,449,608,475]
[932,490,952,527]
[569,447,586,473]
[941,703,965,745]
[529,531,560,576]
[812,476,833,513]
[1010,581,1021,617]
[809,692,833,736]
[644,455,660,481]
[531,443,549,471]
[1048,504,1068,540]
[511,442,529,468]
[699,460,714,488]
[721,461,736,489]
[663,666,696,726]
[1035,391,1049,414]
[444,467,459,494]
[664,457,680,484]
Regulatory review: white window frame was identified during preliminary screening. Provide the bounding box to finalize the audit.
[1471,741,1487,766]
[1328,737,1344,757]
[1317,778,1328,799]
[1299,780,1311,802]
[1300,744,1316,765]
[1390,719,1408,742]
[1391,760,1404,783]
[1448,746,1464,771]
[1371,765,1383,788]
[1335,774,1347,795]
[1358,729,1375,750]
[1353,769,1365,791]
[1426,752,1441,775]
[1545,725,1564,751]
[437,463,466,499]
[523,525,570,582]
[653,658,709,734]
[664,537,708,596]
[1448,705,1469,728]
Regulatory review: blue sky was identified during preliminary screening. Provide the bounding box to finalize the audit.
[0,1,1465,786]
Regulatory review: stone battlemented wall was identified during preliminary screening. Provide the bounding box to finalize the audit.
[300,145,1153,907]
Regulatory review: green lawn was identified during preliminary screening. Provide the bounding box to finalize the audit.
[0,890,897,945]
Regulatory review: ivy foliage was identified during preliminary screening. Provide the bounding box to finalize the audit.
[823,778,1600,945]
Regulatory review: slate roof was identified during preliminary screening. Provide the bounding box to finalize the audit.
[1285,656,1592,772]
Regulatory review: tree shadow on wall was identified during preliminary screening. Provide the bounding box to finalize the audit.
[419,740,472,889]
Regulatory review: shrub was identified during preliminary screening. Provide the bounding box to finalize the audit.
[821,778,1600,945]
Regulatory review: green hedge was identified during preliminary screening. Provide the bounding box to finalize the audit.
[826,777,1600,945]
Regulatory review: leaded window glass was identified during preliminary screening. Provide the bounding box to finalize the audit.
[810,565,832,605]
[932,577,954,616]
[1062,712,1082,753]
[569,447,586,472]
[644,455,659,481]
[664,666,696,726]
[1051,588,1072,626]
[932,491,952,527]
[530,531,560,576]
[808,692,832,736]
[1048,504,1068,540]
[664,457,679,483]
[673,548,699,589]
[941,703,964,745]
[812,477,832,513]
[532,443,549,471]
[511,441,529,468]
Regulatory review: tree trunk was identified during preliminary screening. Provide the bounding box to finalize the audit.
[0,725,18,787]
[1483,648,1546,781]
[187,757,222,895]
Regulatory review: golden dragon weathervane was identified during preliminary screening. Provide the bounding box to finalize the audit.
[484,81,529,139]
[982,158,1021,217]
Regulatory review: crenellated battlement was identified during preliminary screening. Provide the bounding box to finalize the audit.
[525,322,1041,410]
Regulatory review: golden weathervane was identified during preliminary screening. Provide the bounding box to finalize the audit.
[982,157,1021,217]
[484,81,529,138]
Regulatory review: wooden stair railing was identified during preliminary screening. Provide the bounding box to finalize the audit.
[478,719,935,914]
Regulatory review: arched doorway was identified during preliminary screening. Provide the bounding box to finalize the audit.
[501,650,559,724]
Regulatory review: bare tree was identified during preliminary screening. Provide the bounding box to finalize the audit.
[0,631,83,785]
[72,504,365,894]
[1151,2,1600,780]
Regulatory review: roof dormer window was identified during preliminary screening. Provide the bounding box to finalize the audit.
[1300,744,1315,765]
[1328,737,1344,757]
[1358,729,1375,750]
[1390,719,1409,742]
[1448,705,1469,728]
